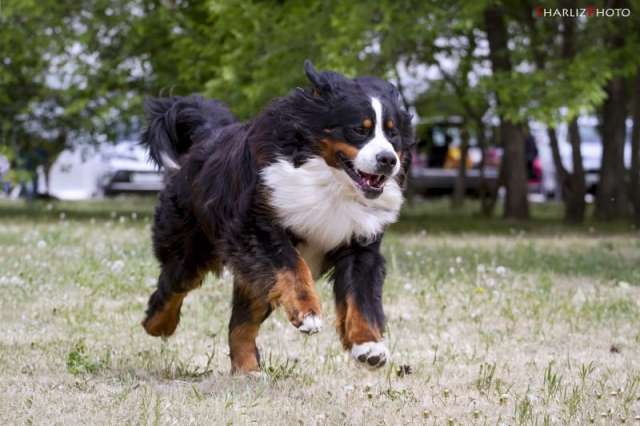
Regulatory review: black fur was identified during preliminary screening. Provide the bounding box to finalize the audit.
[141,95,237,167]
[328,237,387,332]
[140,61,414,372]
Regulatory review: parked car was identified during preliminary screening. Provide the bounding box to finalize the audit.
[98,142,164,195]
[44,141,163,199]
[532,119,633,199]
[409,118,501,197]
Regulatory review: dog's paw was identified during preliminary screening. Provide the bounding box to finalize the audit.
[351,341,389,369]
[297,314,322,335]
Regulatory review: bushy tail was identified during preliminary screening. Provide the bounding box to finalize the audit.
[141,95,237,169]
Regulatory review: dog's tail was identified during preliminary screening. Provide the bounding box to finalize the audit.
[141,95,237,170]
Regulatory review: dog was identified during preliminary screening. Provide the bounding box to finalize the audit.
[140,60,413,373]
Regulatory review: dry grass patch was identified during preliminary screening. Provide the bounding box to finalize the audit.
[1,200,639,424]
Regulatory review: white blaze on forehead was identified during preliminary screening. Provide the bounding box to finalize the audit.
[372,97,385,140]
[353,97,400,175]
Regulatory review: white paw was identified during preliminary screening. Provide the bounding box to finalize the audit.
[298,314,322,335]
[351,341,389,369]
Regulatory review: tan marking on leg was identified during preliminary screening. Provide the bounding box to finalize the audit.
[142,266,211,337]
[337,295,382,349]
[335,301,348,348]
[320,138,360,168]
[229,323,261,374]
[268,258,322,327]
[142,293,186,337]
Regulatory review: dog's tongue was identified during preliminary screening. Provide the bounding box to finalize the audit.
[359,171,384,188]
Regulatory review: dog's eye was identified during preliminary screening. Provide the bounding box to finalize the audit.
[353,126,370,136]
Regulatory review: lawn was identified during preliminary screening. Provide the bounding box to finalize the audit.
[1,198,639,425]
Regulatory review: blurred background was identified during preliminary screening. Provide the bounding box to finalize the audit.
[1,0,639,224]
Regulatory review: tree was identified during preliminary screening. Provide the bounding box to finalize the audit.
[524,0,587,223]
[0,0,154,192]
[430,32,492,211]
[5,0,638,223]
[0,0,72,188]
[631,68,640,224]
[595,0,635,220]
[483,4,529,219]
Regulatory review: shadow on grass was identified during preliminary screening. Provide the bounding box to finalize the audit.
[0,197,637,236]
[0,196,156,222]
[392,199,637,235]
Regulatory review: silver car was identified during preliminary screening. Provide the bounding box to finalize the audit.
[46,141,164,199]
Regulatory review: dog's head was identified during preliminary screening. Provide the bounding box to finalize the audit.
[299,61,413,199]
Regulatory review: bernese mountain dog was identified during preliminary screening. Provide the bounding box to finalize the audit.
[140,60,413,373]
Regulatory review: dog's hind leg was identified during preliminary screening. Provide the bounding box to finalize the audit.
[142,201,219,337]
[228,278,271,374]
[142,259,212,337]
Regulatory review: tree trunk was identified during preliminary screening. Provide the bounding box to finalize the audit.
[477,121,495,216]
[452,127,469,208]
[595,0,629,220]
[547,125,584,222]
[631,69,640,225]
[595,76,629,220]
[531,2,586,223]
[560,5,586,223]
[548,126,567,195]
[565,119,587,222]
[484,5,529,219]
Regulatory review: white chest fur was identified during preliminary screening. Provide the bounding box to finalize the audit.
[261,157,404,254]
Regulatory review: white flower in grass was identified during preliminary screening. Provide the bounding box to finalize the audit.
[571,290,586,308]
[495,266,507,276]
[110,260,124,272]
[455,256,462,264]
[476,264,486,274]
[36,240,47,249]
[618,281,630,289]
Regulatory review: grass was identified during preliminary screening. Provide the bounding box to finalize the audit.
[1,197,639,424]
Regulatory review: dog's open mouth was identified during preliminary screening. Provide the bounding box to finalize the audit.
[337,153,388,198]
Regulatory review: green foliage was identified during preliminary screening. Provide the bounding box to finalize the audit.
[262,353,300,381]
[2,0,639,178]
[66,339,107,375]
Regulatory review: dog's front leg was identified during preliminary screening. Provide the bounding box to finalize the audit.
[330,238,389,369]
[226,226,322,374]
[267,257,323,333]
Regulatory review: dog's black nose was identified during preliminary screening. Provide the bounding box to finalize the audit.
[376,151,397,174]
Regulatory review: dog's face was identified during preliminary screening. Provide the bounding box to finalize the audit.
[303,61,412,199]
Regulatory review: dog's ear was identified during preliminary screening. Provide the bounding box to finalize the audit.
[304,60,331,95]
